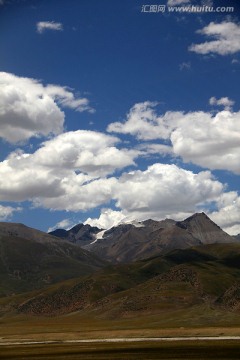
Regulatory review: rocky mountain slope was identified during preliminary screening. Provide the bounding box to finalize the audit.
[175,212,233,244]
[82,213,235,263]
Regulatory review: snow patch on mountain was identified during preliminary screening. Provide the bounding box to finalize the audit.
[90,230,107,244]
[117,219,145,228]
[90,220,145,245]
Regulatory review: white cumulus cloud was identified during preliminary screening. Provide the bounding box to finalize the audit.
[108,101,173,141]
[85,163,240,232]
[189,21,240,55]
[84,164,240,235]
[48,218,76,232]
[85,208,127,229]
[33,130,138,177]
[113,163,223,216]
[0,72,93,143]
[108,102,240,174]
[36,176,117,212]
[36,21,63,34]
[0,130,138,210]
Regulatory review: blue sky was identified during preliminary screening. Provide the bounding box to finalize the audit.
[0,0,239,234]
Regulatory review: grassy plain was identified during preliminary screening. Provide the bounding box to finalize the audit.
[1,301,240,359]
[2,306,240,341]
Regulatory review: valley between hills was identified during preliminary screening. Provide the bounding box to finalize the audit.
[1,212,240,352]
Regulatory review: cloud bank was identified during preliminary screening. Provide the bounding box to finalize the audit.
[0,80,239,234]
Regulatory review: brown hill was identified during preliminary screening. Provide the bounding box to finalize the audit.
[13,242,240,318]
[0,223,106,297]
[0,222,61,243]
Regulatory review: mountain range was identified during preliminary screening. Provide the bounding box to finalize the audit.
[50,212,235,263]
[1,212,240,323]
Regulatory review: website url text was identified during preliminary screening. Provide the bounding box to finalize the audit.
[141,5,235,13]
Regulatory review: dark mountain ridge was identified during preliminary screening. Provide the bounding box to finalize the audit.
[49,223,101,246]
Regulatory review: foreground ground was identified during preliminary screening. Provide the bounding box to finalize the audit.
[1,340,240,359]
[1,312,240,359]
